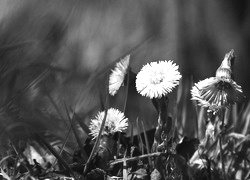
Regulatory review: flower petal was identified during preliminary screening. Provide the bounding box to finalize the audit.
[109,55,130,96]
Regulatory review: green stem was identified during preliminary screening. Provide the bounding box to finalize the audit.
[123,66,130,113]
[219,108,227,180]
[141,120,153,172]
[221,109,225,129]
[219,136,227,180]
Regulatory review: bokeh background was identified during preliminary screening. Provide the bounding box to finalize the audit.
[0,0,249,150]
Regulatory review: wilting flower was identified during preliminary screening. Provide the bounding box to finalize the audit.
[109,55,130,96]
[136,60,182,99]
[191,50,244,112]
[89,108,128,139]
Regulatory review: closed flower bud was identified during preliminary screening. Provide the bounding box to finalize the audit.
[216,49,234,80]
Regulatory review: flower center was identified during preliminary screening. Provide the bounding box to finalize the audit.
[150,71,164,84]
[216,81,231,90]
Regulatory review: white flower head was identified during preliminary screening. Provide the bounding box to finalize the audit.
[191,77,244,112]
[191,50,245,112]
[136,60,182,99]
[109,55,130,96]
[89,108,128,139]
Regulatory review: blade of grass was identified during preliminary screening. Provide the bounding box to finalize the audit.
[176,76,183,105]
[141,120,152,171]
[0,155,12,165]
[3,67,51,109]
[19,68,50,95]
[240,101,250,134]
[73,112,91,134]
[123,57,130,113]
[198,108,205,139]
[35,134,74,176]
[181,97,187,135]
[190,76,199,139]
[59,113,73,157]
[99,89,105,111]
[46,92,69,128]
[136,118,144,155]
[141,121,150,155]
[130,122,134,145]
[231,104,238,129]
[242,114,250,135]
[0,40,35,51]
[83,72,110,176]
[219,135,227,180]
[173,77,183,139]
[52,113,73,168]
[68,104,94,135]
[63,102,88,162]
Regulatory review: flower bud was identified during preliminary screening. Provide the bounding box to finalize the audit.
[216,67,231,79]
[216,50,234,80]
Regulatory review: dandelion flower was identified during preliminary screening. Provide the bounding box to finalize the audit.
[109,55,130,96]
[191,50,244,112]
[89,108,128,139]
[136,60,182,99]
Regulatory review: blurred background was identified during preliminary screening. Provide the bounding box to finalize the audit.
[0,0,249,151]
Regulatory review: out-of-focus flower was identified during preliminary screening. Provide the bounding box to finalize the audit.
[109,55,130,96]
[190,158,208,170]
[89,108,128,139]
[86,168,106,180]
[136,60,182,99]
[191,50,244,112]
[150,168,161,180]
[128,168,148,180]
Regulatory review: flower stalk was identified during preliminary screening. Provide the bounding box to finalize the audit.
[151,97,171,152]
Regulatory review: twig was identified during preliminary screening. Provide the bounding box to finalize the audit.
[109,152,167,166]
